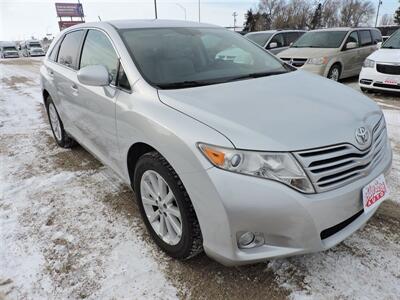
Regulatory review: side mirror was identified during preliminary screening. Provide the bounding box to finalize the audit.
[346,42,357,50]
[269,42,278,49]
[77,65,111,86]
[377,42,382,49]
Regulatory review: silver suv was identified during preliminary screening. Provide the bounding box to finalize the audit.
[41,20,392,266]
[278,28,382,81]
[245,30,306,54]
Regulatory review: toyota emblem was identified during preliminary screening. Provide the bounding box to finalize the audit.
[355,127,370,145]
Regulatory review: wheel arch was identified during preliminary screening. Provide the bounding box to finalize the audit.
[127,142,157,189]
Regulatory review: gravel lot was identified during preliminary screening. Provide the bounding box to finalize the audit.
[1,58,399,300]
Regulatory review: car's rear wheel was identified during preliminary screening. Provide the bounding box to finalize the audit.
[134,151,203,259]
[327,64,341,81]
[45,96,75,148]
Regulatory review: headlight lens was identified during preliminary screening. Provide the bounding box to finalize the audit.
[363,59,375,68]
[198,143,315,193]
[307,57,329,65]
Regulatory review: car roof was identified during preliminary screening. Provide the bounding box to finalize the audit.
[311,27,376,32]
[246,29,306,35]
[107,19,219,29]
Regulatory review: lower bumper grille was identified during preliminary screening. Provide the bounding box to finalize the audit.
[320,210,364,240]
[373,83,400,90]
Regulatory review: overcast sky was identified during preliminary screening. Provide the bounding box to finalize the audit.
[0,0,398,41]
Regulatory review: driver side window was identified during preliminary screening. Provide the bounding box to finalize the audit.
[345,31,359,49]
[268,33,284,48]
[80,30,119,85]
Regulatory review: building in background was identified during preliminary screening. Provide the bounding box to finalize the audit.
[55,2,85,31]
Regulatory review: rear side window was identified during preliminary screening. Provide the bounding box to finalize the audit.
[80,30,119,85]
[371,30,382,44]
[57,30,84,69]
[359,30,373,47]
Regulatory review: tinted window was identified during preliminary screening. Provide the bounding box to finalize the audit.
[345,31,359,48]
[293,31,348,48]
[382,29,400,49]
[117,64,131,91]
[57,30,84,69]
[371,30,382,44]
[359,30,372,46]
[80,30,119,85]
[269,33,284,48]
[120,27,288,89]
[284,32,301,46]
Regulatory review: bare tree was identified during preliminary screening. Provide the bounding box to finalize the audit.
[340,0,375,27]
[380,13,394,26]
[258,0,286,29]
[321,0,340,28]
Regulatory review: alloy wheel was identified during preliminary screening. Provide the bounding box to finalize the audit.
[48,103,62,141]
[140,170,183,246]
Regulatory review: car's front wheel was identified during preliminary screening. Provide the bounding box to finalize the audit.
[45,96,75,148]
[134,152,203,259]
[327,64,341,81]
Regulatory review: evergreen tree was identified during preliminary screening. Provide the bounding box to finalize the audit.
[395,2,400,25]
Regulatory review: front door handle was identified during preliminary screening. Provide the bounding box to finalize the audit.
[71,84,78,91]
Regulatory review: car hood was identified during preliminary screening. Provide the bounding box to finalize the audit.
[158,71,381,151]
[368,48,400,63]
[278,47,337,59]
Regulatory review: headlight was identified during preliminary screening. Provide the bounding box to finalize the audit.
[198,143,315,193]
[363,59,375,68]
[307,57,328,65]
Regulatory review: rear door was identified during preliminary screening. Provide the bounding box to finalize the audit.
[75,29,121,167]
[52,29,85,136]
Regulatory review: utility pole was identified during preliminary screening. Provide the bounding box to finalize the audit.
[232,12,238,31]
[375,0,383,27]
[198,0,201,22]
[176,3,187,20]
[154,0,158,19]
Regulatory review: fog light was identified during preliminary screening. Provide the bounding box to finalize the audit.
[237,232,264,249]
[238,232,255,247]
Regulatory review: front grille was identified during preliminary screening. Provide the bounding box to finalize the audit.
[280,57,308,67]
[373,82,400,90]
[294,116,387,193]
[376,64,400,75]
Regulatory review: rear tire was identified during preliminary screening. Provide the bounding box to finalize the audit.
[134,151,203,260]
[45,96,75,148]
[327,64,341,81]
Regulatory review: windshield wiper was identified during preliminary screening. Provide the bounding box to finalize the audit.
[157,80,220,89]
[226,71,287,82]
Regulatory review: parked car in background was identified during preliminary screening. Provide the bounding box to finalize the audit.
[376,25,400,42]
[359,29,400,93]
[278,28,382,81]
[41,20,392,266]
[20,40,45,56]
[0,44,19,58]
[245,30,306,54]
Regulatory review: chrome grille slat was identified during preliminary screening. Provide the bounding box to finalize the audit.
[294,116,387,193]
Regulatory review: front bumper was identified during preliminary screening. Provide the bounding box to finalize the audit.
[359,67,400,92]
[298,63,327,76]
[184,141,392,266]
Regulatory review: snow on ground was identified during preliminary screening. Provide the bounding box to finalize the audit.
[0,59,178,299]
[0,59,399,300]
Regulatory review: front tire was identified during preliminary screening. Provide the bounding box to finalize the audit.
[327,64,341,81]
[45,96,75,148]
[134,152,203,260]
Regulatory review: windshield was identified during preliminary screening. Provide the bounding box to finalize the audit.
[3,46,16,51]
[119,27,289,89]
[382,30,400,49]
[245,32,273,46]
[29,42,41,48]
[292,31,347,48]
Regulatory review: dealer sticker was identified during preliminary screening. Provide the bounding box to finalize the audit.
[362,174,389,213]
[384,79,399,86]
